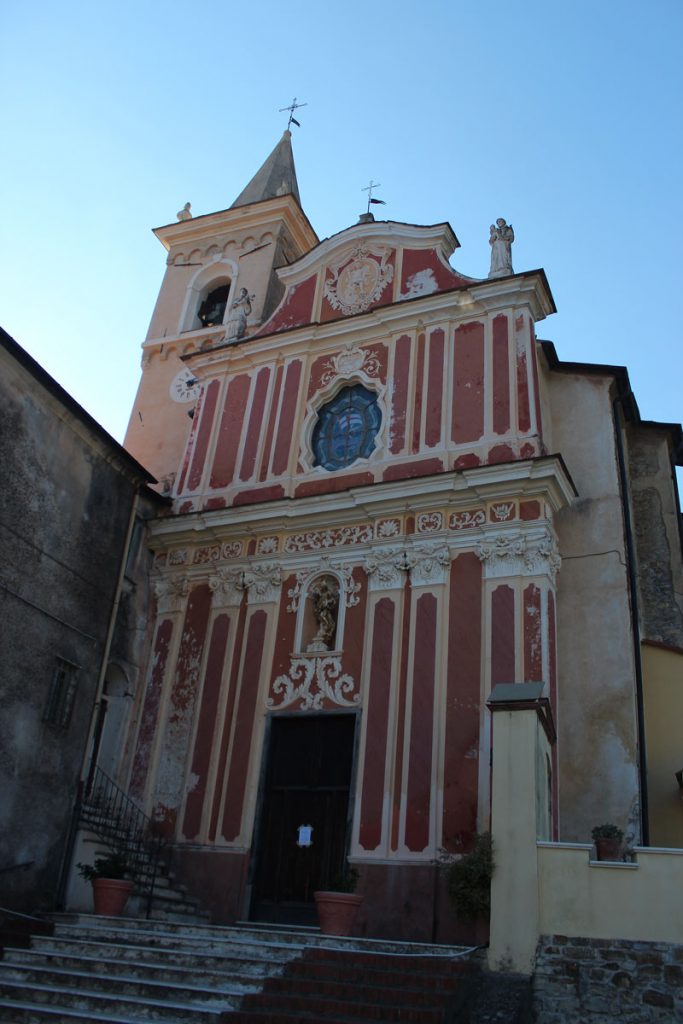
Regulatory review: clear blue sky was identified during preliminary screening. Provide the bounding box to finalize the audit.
[2,1,681,463]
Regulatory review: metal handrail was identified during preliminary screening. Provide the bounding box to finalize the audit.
[79,765,167,917]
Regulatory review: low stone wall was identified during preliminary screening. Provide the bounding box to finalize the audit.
[533,934,683,1022]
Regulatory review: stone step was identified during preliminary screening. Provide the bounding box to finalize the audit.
[46,920,308,960]
[18,936,293,977]
[0,977,231,1022]
[51,914,472,956]
[0,960,248,1007]
[0,997,148,1024]
[0,948,265,993]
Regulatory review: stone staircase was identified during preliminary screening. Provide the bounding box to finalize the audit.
[0,915,483,1023]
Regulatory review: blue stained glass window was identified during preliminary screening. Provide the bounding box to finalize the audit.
[312,384,381,471]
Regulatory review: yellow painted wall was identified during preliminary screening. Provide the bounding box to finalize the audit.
[538,843,683,945]
[642,642,683,848]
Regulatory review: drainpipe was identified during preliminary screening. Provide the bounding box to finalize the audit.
[611,390,649,846]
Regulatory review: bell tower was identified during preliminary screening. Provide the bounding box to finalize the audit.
[124,132,318,488]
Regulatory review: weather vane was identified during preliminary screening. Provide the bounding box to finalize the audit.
[279,97,307,130]
[362,179,387,214]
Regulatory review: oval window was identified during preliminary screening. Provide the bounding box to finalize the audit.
[312,384,381,471]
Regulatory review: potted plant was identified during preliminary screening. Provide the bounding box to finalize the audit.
[77,852,134,916]
[591,823,624,861]
[314,864,362,936]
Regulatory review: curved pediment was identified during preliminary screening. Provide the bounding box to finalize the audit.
[256,220,481,337]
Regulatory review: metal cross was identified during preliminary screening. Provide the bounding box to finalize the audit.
[362,180,382,213]
[279,97,307,130]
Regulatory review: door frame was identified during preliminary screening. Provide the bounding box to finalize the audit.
[247,709,361,921]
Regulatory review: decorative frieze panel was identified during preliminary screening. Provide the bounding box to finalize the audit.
[375,518,401,539]
[364,546,409,591]
[268,656,360,711]
[256,536,279,555]
[477,528,560,582]
[488,501,516,523]
[449,508,486,531]
[284,525,373,553]
[416,512,443,533]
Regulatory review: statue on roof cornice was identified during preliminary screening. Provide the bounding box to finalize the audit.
[488,218,514,278]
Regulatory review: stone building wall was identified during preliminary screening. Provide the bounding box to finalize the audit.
[533,934,683,1022]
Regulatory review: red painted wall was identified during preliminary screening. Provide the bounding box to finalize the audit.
[452,323,484,444]
[405,592,437,852]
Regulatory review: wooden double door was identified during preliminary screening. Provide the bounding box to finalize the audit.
[251,714,356,924]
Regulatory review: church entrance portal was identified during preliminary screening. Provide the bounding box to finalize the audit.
[251,714,357,925]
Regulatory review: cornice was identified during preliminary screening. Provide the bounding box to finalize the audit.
[147,455,576,548]
[152,195,318,253]
[275,220,461,286]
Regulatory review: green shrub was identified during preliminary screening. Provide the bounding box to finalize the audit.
[445,832,494,922]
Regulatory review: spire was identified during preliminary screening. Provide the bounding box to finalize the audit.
[230,131,301,210]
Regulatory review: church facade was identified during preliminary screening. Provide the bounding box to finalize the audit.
[113,133,683,940]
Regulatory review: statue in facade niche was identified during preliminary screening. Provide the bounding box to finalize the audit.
[226,288,254,341]
[307,578,339,652]
[488,218,514,278]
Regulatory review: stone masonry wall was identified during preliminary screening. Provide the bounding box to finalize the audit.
[533,935,683,1023]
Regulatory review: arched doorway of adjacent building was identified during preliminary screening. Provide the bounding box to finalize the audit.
[89,663,133,786]
[250,713,358,925]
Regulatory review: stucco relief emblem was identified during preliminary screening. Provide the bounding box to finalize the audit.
[154,575,189,614]
[477,530,561,582]
[489,502,516,522]
[324,245,394,315]
[400,268,438,299]
[449,509,486,531]
[269,656,360,711]
[416,512,443,533]
[208,568,244,608]
[257,537,279,555]
[284,525,372,553]
[221,541,243,559]
[319,344,381,386]
[286,564,360,613]
[376,518,401,539]
[193,545,221,564]
[168,549,187,566]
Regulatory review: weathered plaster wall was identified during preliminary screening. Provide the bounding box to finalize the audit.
[627,426,683,647]
[543,367,639,841]
[0,338,154,910]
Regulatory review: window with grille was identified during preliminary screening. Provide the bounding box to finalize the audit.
[43,658,80,728]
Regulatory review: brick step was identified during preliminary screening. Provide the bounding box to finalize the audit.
[0,952,263,996]
[287,955,472,984]
[0,978,231,1022]
[263,970,465,998]
[238,992,448,1023]
[24,936,290,976]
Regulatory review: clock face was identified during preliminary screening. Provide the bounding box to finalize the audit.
[170,368,202,403]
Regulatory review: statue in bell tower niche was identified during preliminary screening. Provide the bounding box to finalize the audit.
[226,287,254,341]
[307,577,340,652]
[488,218,514,278]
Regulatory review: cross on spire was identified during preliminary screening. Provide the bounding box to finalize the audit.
[362,179,386,213]
[279,97,307,130]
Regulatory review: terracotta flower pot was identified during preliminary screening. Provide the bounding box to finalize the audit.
[92,878,134,916]
[314,891,363,936]
[595,837,622,861]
